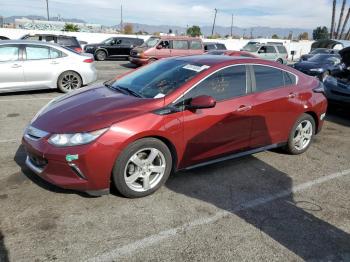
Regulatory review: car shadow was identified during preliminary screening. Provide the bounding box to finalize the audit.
[13,145,97,198]
[0,230,9,262]
[166,113,350,260]
[0,89,58,97]
[119,62,139,69]
[326,103,350,127]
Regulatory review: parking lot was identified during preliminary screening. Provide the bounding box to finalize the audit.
[0,60,350,262]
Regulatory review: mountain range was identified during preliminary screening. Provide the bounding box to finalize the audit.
[2,15,312,38]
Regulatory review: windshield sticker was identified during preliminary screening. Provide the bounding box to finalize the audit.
[154,93,165,99]
[183,64,210,72]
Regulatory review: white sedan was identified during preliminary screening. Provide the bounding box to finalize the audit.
[0,40,97,93]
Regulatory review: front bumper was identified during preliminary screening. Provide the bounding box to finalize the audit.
[22,133,118,196]
[128,56,148,65]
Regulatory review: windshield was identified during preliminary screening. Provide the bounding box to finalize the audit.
[308,54,338,63]
[141,37,160,48]
[103,38,115,45]
[111,59,209,98]
[310,49,328,55]
[241,43,259,52]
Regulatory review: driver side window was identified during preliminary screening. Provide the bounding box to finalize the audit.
[159,40,170,49]
[183,65,248,102]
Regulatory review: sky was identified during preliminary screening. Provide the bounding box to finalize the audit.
[0,0,335,29]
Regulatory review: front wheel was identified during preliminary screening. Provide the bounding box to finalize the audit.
[95,50,107,61]
[285,114,315,155]
[277,58,284,64]
[113,138,173,198]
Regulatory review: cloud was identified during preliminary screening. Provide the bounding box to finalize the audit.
[1,0,333,28]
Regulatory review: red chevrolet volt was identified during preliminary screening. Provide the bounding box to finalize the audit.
[22,55,327,198]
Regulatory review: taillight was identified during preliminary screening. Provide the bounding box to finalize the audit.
[83,58,94,63]
[74,47,82,53]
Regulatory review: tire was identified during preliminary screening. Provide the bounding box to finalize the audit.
[113,138,173,198]
[277,58,284,64]
[285,114,315,155]
[148,58,157,64]
[57,71,82,93]
[95,50,107,61]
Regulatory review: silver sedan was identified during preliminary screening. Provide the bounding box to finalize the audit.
[0,40,97,93]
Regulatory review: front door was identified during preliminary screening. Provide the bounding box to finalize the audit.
[177,65,253,167]
[155,40,171,59]
[0,44,25,91]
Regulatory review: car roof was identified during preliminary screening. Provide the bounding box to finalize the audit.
[0,40,64,48]
[158,36,201,40]
[173,54,254,66]
[25,34,76,38]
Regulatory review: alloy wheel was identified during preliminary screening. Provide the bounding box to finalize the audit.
[124,148,166,192]
[60,73,80,91]
[293,120,313,151]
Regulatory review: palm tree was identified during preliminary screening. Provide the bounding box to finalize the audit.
[331,0,337,38]
[336,0,347,39]
[340,8,350,39]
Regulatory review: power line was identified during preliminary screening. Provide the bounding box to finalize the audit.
[230,14,234,37]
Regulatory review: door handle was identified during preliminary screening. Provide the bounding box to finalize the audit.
[236,105,252,112]
[288,92,297,98]
[11,64,22,68]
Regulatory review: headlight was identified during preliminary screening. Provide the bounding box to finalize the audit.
[310,68,324,72]
[48,128,108,147]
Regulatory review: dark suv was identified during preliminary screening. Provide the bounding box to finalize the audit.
[20,34,82,53]
[84,37,144,61]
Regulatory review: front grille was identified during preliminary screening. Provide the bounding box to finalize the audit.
[28,153,48,168]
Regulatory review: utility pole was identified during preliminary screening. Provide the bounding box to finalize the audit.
[230,14,233,37]
[45,0,50,21]
[120,4,123,33]
[211,8,217,37]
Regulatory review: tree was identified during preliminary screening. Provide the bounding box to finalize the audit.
[63,23,79,32]
[271,34,279,39]
[298,32,309,40]
[123,23,133,34]
[313,26,329,40]
[186,25,202,37]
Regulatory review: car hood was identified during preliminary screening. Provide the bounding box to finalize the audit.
[339,47,350,67]
[31,85,163,133]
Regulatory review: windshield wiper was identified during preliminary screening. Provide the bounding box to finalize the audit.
[117,85,144,98]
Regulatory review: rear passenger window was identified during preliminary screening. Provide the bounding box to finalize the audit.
[266,46,276,53]
[50,48,64,59]
[172,40,188,50]
[0,46,19,62]
[283,71,297,86]
[190,41,202,50]
[277,46,287,54]
[26,46,50,60]
[185,65,247,101]
[253,65,284,92]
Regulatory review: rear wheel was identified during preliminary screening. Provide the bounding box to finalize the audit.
[57,71,82,93]
[95,50,107,61]
[277,58,284,64]
[113,138,172,198]
[148,58,157,64]
[285,114,315,155]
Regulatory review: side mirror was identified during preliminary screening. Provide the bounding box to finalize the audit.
[188,95,216,110]
[156,45,163,50]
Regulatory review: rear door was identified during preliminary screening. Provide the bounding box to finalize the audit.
[247,65,300,147]
[22,45,57,89]
[171,40,189,57]
[0,44,25,91]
